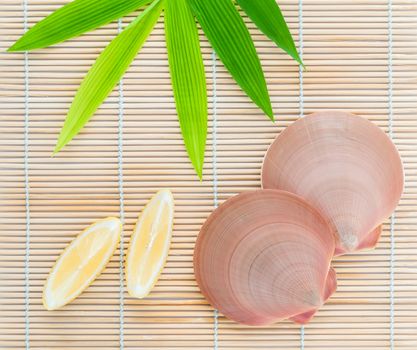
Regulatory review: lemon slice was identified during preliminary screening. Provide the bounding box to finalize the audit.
[43,217,121,310]
[126,189,174,298]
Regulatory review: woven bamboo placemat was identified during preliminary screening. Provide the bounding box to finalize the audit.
[1,0,417,349]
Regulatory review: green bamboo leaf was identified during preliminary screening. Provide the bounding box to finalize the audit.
[8,0,152,51]
[54,0,164,154]
[236,0,303,66]
[165,0,207,179]
[188,0,273,120]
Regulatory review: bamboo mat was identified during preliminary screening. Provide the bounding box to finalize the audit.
[1,0,417,349]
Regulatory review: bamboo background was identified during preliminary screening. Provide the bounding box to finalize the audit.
[1,0,417,349]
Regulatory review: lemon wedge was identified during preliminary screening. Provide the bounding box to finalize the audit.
[126,189,174,298]
[43,217,121,310]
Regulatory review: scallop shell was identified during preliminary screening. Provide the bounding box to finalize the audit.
[262,111,403,255]
[290,266,336,324]
[194,190,336,326]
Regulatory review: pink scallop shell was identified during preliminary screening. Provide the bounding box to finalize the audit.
[194,190,336,326]
[262,111,403,255]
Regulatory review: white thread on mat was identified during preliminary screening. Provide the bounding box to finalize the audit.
[298,0,304,118]
[300,325,305,350]
[23,0,31,348]
[117,18,125,350]
[212,51,219,210]
[298,0,304,349]
[212,50,219,350]
[387,1,395,349]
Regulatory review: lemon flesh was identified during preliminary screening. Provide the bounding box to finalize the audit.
[43,217,121,310]
[126,189,174,298]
